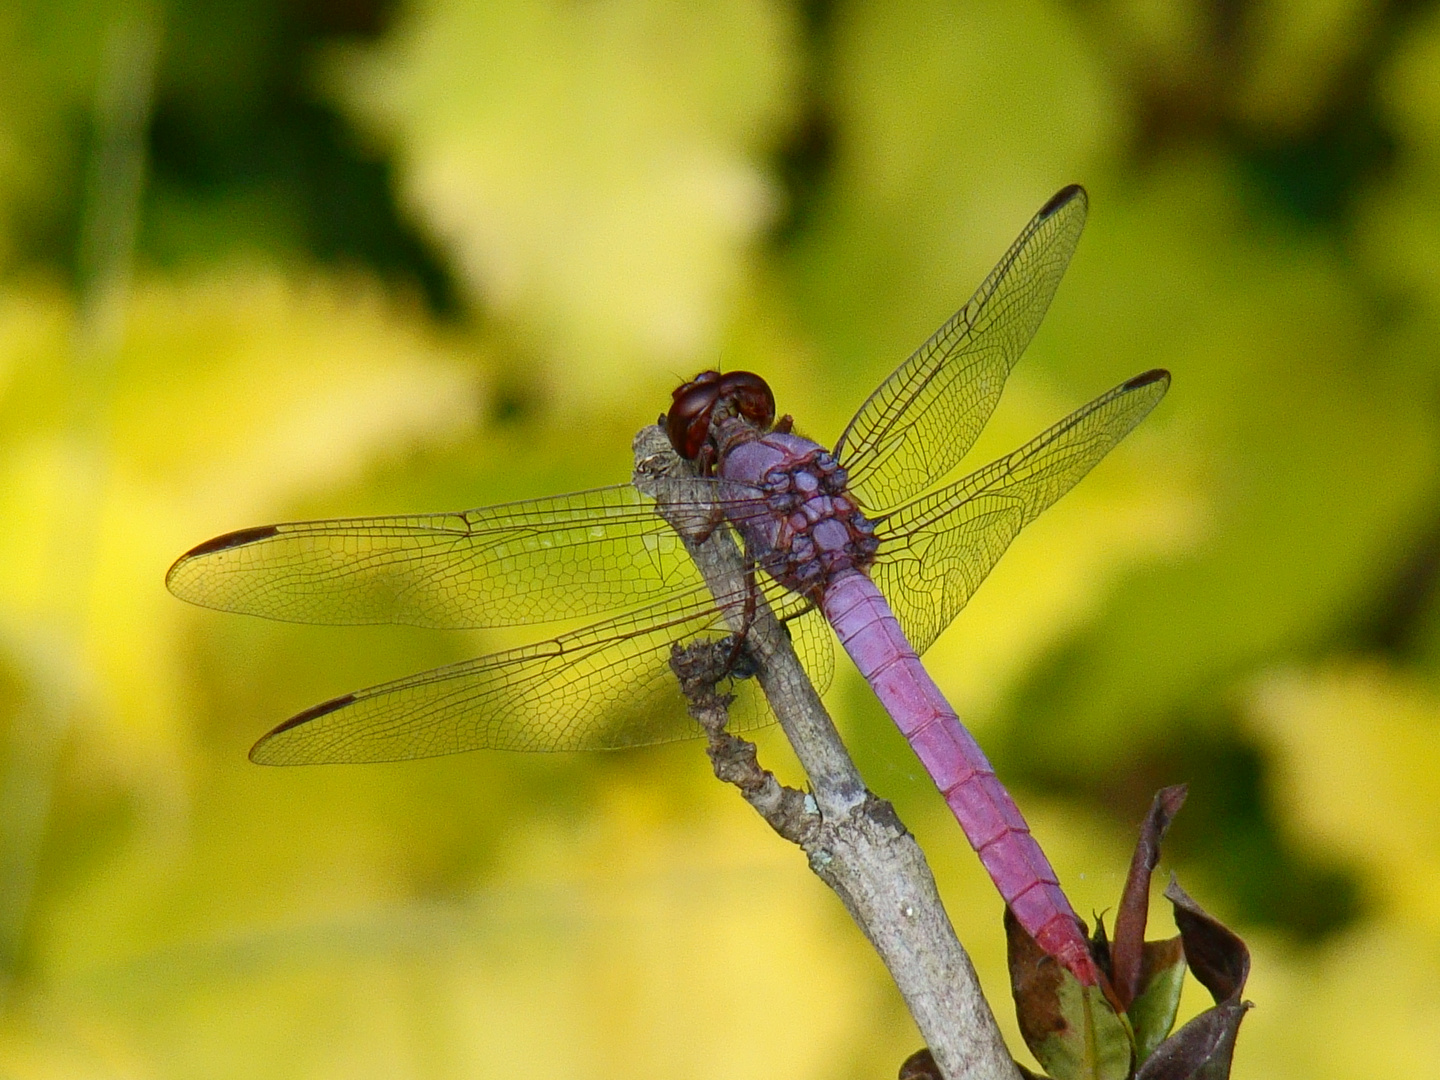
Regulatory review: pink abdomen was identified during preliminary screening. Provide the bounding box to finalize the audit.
[820,570,1098,984]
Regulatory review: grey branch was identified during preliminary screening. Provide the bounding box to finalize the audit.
[633,425,1020,1080]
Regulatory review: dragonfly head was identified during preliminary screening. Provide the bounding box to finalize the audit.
[666,370,776,461]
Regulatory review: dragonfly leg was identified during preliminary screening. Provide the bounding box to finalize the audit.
[773,414,794,435]
[693,443,718,476]
[723,547,762,675]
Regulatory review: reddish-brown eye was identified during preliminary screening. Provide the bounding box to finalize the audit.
[671,369,721,404]
[719,371,775,429]
[666,369,776,460]
[666,374,722,459]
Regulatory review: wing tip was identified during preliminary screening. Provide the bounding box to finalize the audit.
[166,525,281,600]
[1039,183,1087,219]
[170,524,280,572]
[249,692,356,764]
[1123,368,1171,393]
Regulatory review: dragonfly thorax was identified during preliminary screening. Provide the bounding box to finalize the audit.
[720,434,880,599]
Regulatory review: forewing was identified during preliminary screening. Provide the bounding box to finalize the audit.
[870,370,1169,656]
[167,484,741,629]
[836,186,1089,511]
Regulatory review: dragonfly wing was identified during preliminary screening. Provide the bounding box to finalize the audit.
[835,186,1089,511]
[167,484,737,629]
[250,569,837,765]
[249,582,779,763]
[870,370,1169,656]
[768,588,836,699]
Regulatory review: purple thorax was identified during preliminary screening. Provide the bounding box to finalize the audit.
[717,429,880,599]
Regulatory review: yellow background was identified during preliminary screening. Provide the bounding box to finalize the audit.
[2,1,1437,1076]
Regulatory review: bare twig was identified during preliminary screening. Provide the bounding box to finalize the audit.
[634,425,1020,1080]
[669,637,819,844]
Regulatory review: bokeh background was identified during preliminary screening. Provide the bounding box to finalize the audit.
[2,0,1438,1076]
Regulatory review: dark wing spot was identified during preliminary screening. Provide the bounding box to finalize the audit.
[1122,369,1171,391]
[249,693,356,763]
[1038,184,1085,218]
[180,525,281,560]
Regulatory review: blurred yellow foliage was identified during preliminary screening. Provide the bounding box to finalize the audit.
[0,0,1438,1076]
[329,0,799,403]
[1242,664,1440,1078]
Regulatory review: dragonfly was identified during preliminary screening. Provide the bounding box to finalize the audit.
[168,185,1168,985]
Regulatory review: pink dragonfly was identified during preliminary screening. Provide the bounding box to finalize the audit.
[168,186,1167,984]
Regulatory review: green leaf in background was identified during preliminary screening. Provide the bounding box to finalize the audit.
[0,0,116,273]
[1004,166,1440,778]
[1127,937,1186,1064]
[1006,909,1133,1080]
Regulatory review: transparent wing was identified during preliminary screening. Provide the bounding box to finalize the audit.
[775,601,835,709]
[835,186,1089,511]
[870,370,1169,656]
[167,482,770,630]
[249,574,835,764]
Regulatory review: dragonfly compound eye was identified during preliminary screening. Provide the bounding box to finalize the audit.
[718,371,776,429]
[666,373,723,459]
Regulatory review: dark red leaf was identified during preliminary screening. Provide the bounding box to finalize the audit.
[1090,913,1113,983]
[1134,1001,1251,1080]
[897,1048,943,1080]
[1165,878,1250,1004]
[1113,785,1188,1007]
